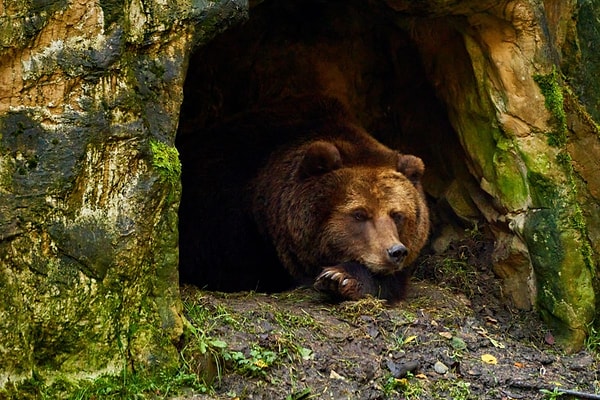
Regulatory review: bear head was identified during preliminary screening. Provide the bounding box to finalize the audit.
[299,141,429,276]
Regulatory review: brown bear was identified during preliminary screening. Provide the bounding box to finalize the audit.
[178,95,429,302]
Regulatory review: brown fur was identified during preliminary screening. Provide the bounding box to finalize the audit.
[178,95,429,301]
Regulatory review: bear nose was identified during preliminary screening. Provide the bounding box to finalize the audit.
[387,243,408,264]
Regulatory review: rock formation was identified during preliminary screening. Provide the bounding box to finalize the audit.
[179,0,599,351]
[1,0,599,386]
[0,0,246,385]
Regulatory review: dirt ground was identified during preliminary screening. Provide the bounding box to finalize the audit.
[177,235,600,400]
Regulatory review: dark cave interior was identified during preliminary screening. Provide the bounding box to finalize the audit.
[176,0,486,289]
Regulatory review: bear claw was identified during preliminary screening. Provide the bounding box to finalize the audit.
[314,266,364,300]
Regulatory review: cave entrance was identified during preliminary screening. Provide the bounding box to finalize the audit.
[176,0,487,292]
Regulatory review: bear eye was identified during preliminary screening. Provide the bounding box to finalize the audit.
[391,211,405,225]
[352,209,370,222]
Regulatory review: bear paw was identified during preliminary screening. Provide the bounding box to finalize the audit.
[314,266,365,300]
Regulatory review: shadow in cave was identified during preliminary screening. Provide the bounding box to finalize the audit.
[176,0,478,293]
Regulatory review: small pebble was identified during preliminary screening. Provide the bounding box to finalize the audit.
[387,360,420,378]
[434,361,449,375]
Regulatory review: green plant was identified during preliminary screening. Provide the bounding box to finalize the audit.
[273,309,318,330]
[334,295,387,324]
[181,295,291,384]
[436,256,477,296]
[180,298,243,383]
[71,368,209,400]
[465,222,483,241]
[224,344,278,378]
[382,373,423,398]
[540,387,564,400]
[0,367,210,400]
[181,320,228,381]
[398,309,418,324]
[431,379,473,400]
[270,310,319,361]
[585,323,600,353]
[391,330,418,352]
[183,298,241,330]
[449,380,472,400]
[286,387,313,400]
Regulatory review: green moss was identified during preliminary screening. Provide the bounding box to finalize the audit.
[0,366,209,399]
[528,167,595,272]
[530,67,598,307]
[149,139,181,187]
[555,151,572,170]
[525,154,597,348]
[561,150,596,274]
[527,171,559,208]
[551,152,595,274]
[492,147,530,209]
[532,66,596,275]
[523,207,595,348]
[523,209,564,279]
[533,67,568,147]
[570,186,596,272]
[0,154,14,191]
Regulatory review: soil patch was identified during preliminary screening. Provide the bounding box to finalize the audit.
[177,236,600,399]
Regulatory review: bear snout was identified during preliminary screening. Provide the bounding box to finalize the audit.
[387,243,408,265]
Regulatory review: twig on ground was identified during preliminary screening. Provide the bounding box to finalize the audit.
[554,388,600,400]
[510,381,600,400]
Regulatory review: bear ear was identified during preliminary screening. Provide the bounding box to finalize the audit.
[299,141,342,179]
[397,154,425,185]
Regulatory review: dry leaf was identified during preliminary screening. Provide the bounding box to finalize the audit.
[330,370,346,380]
[514,362,525,368]
[439,331,453,339]
[489,337,506,349]
[481,354,498,365]
[475,326,505,348]
[404,335,418,344]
